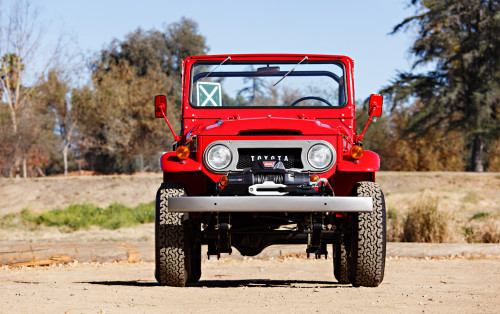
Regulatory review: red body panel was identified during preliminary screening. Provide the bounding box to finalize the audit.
[160,54,380,195]
[160,152,201,172]
[337,151,380,172]
[187,117,351,137]
[181,54,357,135]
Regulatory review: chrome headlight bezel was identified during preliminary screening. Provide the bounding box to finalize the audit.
[205,144,232,170]
[307,144,335,170]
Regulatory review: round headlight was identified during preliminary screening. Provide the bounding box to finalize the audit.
[206,145,232,170]
[307,144,334,169]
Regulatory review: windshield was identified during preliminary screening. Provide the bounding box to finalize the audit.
[190,60,346,108]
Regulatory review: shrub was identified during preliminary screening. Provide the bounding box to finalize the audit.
[403,196,449,242]
[21,202,155,230]
[463,217,500,243]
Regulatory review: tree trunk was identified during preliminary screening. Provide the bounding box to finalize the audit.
[471,135,485,172]
[10,142,21,178]
[22,154,27,178]
[63,144,69,177]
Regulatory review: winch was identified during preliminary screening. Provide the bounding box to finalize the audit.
[218,160,317,196]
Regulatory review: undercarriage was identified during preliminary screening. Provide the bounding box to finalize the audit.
[193,212,349,258]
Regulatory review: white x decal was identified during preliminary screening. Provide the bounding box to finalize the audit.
[199,85,219,106]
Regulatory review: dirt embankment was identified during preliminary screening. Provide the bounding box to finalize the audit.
[1,172,499,243]
[0,174,162,215]
[1,171,499,217]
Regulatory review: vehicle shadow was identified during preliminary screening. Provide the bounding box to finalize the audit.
[82,279,352,288]
[79,281,157,287]
[190,279,350,288]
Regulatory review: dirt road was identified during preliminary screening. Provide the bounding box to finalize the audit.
[1,256,499,313]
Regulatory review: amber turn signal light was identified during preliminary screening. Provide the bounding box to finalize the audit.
[176,146,190,160]
[350,145,364,159]
[310,174,320,183]
[220,175,228,187]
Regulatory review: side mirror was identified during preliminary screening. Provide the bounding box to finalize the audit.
[357,94,383,142]
[369,94,383,117]
[155,95,181,142]
[155,95,167,118]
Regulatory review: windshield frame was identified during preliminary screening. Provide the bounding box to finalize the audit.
[188,60,348,109]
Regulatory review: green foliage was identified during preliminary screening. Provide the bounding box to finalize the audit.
[20,202,155,230]
[383,0,500,172]
[471,212,490,220]
[462,226,476,243]
[76,17,208,173]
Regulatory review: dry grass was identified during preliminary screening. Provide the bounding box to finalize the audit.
[387,195,453,242]
[403,196,450,242]
[386,207,404,242]
[386,196,500,243]
[463,217,500,243]
[379,172,500,243]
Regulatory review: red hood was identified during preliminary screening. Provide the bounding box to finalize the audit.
[187,117,351,137]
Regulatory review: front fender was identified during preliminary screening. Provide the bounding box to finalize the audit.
[337,150,380,172]
[160,152,202,172]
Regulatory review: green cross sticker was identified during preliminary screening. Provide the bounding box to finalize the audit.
[197,82,222,107]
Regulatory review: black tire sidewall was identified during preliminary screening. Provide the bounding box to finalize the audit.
[348,181,387,287]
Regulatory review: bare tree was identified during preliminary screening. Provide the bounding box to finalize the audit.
[0,0,43,177]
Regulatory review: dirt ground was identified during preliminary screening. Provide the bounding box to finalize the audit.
[1,256,499,313]
[1,172,499,312]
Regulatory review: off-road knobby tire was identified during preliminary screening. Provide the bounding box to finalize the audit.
[348,181,386,287]
[155,181,191,287]
[333,240,349,284]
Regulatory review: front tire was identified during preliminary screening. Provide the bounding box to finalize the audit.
[348,181,386,287]
[155,181,191,287]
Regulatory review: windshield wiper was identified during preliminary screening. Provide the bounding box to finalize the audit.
[204,56,231,79]
[273,56,308,87]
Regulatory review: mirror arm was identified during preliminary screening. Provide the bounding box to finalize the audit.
[160,105,182,142]
[356,106,377,142]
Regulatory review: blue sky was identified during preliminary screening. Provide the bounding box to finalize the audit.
[27,0,416,101]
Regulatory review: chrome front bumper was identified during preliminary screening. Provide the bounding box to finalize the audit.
[167,196,373,213]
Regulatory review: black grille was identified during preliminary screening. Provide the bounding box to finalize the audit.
[236,148,302,169]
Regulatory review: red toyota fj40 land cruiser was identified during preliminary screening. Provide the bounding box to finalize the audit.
[154,54,386,287]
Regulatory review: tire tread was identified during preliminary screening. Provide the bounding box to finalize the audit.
[348,181,387,287]
[155,182,188,287]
